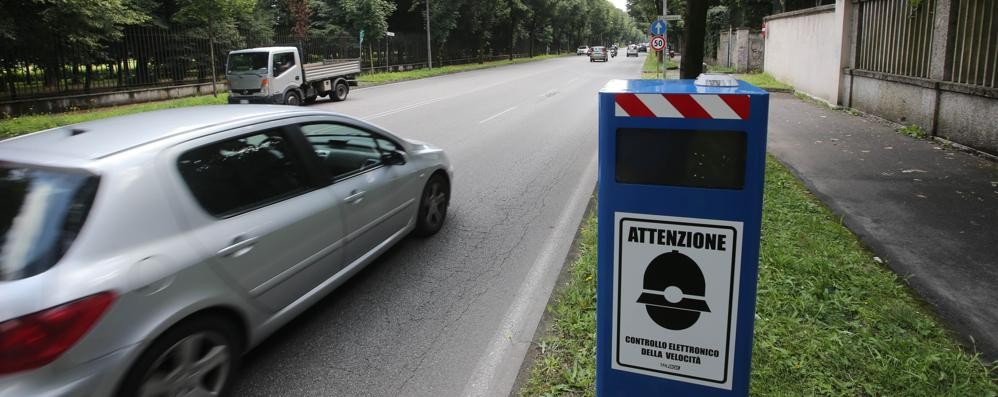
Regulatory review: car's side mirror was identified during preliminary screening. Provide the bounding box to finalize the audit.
[381,150,406,166]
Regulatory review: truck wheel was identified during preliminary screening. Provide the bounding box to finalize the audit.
[283,91,301,106]
[331,81,349,102]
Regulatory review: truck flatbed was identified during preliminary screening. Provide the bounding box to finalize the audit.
[303,59,361,82]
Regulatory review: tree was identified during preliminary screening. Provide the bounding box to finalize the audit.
[680,0,707,78]
[0,0,148,88]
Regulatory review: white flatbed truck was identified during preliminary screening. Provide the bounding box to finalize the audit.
[226,46,361,105]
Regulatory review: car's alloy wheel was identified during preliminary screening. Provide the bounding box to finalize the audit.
[117,316,241,397]
[137,332,232,397]
[415,174,449,236]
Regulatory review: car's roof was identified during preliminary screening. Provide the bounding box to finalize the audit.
[0,105,317,161]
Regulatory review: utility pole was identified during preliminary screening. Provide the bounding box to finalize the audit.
[426,0,433,69]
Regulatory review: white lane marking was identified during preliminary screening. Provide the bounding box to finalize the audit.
[691,94,741,119]
[478,106,518,124]
[565,77,580,85]
[461,152,598,397]
[638,93,683,118]
[362,97,448,120]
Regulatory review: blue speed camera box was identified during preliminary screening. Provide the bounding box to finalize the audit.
[595,77,768,396]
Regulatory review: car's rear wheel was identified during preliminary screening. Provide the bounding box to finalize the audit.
[117,316,242,397]
[414,173,449,237]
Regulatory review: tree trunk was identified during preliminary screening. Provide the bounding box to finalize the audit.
[509,7,516,61]
[681,0,708,79]
[84,64,93,92]
[4,64,16,99]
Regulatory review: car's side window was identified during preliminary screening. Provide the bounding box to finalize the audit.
[300,123,386,180]
[272,52,295,76]
[177,129,310,217]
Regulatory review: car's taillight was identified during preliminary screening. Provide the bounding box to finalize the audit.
[0,291,116,375]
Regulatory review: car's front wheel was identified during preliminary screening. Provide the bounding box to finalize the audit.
[117,316,242,397]
[414,173,450,237]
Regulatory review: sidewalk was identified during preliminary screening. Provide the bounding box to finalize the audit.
[766,93,998,362]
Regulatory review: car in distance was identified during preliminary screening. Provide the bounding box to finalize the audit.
[626,45,639,57]
[576,45,589,55]
[590,46,609,62]
[0,105,452,396]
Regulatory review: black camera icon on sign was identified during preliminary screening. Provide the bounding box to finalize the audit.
[637,250,711,330]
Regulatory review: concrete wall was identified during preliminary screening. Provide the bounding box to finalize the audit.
[840,69,998,155]
[1,82,227,117]
[843,71,938,128]
[764,4,840,103]
[937,90,998,154]
[716,29,764,73]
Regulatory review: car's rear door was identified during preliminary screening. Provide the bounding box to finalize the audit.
[165,120,345,312]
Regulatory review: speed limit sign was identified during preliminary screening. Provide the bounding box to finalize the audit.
[650,35,666,51]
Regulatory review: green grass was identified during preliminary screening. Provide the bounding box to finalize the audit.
[707,65,737,73]
[0,94,228,138]
[898,124,929,139]
[736,72,793,91]
[640,53,679,79]
[358,54,567,84]
[519,157,998,396]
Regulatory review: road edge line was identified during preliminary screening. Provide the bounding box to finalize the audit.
[461,153,598,397]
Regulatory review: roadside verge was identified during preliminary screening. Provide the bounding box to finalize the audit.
[516,156,997,396]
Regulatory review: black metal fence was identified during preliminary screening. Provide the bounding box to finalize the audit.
[1,27,538,103]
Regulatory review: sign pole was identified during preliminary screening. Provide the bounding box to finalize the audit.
[661,0,667,79]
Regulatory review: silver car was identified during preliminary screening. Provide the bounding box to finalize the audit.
[589,46,608,62]
[0,105,452,396]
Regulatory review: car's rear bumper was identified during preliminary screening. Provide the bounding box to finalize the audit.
[0,344,139,397]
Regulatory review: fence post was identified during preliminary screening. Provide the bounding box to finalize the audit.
[929,0,956,81]
[209,24,219,97]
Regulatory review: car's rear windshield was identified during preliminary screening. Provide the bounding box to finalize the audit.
[0,165,99,280]
[227,52,269,74]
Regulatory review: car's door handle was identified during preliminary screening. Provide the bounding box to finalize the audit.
[294,75,300,81]
[345,190,366,204]
[217,236,258,258]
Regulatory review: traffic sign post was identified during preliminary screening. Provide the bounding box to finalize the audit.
[649,19,668,36]
[650,36,666,51]
[596,78,769,396]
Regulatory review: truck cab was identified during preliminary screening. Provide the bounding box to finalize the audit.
[227,47,302,105]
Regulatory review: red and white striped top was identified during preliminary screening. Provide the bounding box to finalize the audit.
[614,93,750,120]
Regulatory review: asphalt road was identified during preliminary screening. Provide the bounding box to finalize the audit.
[231,53,644,396]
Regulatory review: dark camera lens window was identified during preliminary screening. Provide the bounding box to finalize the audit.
[178,130,309,217]
[615,128,746,189]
